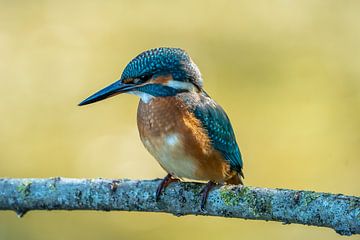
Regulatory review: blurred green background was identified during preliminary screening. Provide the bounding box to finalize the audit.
[1,0,359,239]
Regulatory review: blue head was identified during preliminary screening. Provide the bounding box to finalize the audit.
[79,48,203,105]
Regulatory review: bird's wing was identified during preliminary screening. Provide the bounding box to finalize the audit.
[191,93,243,174]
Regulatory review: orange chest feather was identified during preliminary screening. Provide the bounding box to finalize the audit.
[137,97,205,140]
[136,97,232,182]
[137,97,211,157]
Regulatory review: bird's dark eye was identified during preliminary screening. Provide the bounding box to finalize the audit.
[139,74,151,81]
[133,74,152,84]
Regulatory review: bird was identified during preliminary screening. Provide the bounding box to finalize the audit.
[79,47,244,209]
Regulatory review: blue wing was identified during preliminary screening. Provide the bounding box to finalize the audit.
[191,92,243,174]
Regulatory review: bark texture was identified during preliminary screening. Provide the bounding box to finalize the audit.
[0,178,359,236]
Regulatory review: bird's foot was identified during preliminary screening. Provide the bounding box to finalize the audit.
[156,173,179,201]
[200,181,216,211]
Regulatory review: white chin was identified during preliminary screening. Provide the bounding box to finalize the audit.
[127,91,154,103]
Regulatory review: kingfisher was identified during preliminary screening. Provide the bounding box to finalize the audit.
[79,47,244,209]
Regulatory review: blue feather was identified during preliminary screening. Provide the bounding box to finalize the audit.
[120,47,203,88]
[189,92,243,173]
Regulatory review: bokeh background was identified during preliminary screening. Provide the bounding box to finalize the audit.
[1,1,359,239]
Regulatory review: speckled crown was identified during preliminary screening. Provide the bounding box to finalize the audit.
[120,48,203,87]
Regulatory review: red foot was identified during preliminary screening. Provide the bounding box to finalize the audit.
[201,181,216,210]
[156,174,179,201]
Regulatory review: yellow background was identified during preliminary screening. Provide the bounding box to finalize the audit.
[1,1,359,239]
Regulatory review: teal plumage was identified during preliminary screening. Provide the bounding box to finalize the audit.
[193,93,243,175]
[177,91,244,180]
[79,47,245,209]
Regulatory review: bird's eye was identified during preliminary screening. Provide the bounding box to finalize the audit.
[139,74,151,81]
[133,74,151,84]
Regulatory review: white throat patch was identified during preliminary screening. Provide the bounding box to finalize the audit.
[127,91,154,103]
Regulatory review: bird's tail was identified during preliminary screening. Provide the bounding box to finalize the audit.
[226,172,244,185]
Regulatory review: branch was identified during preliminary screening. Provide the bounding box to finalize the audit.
[0,178,359,235]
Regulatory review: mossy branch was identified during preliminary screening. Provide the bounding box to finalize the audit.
[0,178,359,236]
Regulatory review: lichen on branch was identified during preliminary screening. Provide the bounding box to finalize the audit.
[0,178,359,236]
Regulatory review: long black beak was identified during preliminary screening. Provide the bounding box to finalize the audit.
[78,80,135,106]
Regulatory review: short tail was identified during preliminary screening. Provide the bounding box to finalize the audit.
[226,171,244,185]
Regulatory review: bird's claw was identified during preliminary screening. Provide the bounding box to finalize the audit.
[200,181,216,210]
[156,174,179,201]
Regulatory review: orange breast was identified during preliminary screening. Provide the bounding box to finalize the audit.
[137,96,234,182]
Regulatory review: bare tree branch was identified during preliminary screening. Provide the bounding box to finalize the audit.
[0,178,359,235]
